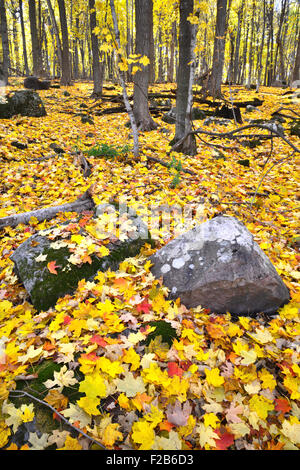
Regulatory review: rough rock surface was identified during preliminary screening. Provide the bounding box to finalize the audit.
[11,204,151,311]
[150,216,290,316]
[0,90,46,118]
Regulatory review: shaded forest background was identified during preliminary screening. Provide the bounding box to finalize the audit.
[0,0,299,91]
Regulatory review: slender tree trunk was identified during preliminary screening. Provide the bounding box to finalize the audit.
[173,0,197,155]
[133,0,157,130]
[19,0,29,76]
[57,0,72,85]
[149,2,155,83]
[109,0,139,158]
[256,0,266,91]
[168,21,176,82]
[29,0,43,76]
[0,0,10,85]
[233,0,244,84]
[292,30,300,83]
[246,0,256,88]
[206,0,228,98]
[46,0,63,72]
[89,0,103,96]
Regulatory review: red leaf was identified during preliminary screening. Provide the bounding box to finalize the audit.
[90,335,107,347]
[63,315,72,325]
[214,430,234,450]
[275,398,291,415]
[137,299,151,314]
[167,362,184,377]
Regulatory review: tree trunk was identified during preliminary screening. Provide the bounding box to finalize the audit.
[173,0,197,156]
[46,0,63,72]
[292,30,300,83]
[133,0,157,131]
[109,0,140,158]
[89,0,103,96]
[19,0,29,76]
[256,0,266,91]
[29,0,43,76]
[233,0,245,84]
[0,0,10,85]
[206,0,228,98]
[57,0,72,85]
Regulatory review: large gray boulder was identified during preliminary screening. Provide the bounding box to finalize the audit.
[150,216,290,316]
[11,204,151,312]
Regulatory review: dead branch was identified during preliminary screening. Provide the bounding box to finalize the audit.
[0,189,95,230]
[9,390,106,450]
[171,123,300,154]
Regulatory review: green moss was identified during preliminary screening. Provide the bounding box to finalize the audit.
[143,320,179,347]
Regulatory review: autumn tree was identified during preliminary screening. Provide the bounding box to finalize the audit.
[133,0,157,131]
[0,0,10,84]
[19,0,29,76]
[29,0,44,76]
[172,0,197,156]
[89,0,103,97]
[205,0,228,98]
[57,0,72,85]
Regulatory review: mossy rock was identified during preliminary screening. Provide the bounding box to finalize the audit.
[11,205,152,312]
[290,119,300,137]
[0,90,46,119]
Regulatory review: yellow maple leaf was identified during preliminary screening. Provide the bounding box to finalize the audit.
[122,347,140,371]
[131,420,155,450]
[77,396,101,416]
[20,404,35,423]
[248,394,274,419]
[97,356,124,378]
[203,413,220,429]
[196,423,218,448]
[258,369,277,390]
[101,422,123,448]
[79,372,107,399]
[58,435,82,450]
[205,368,225,387]
[281,418,300,444]
[240,349,257,365]
[139,55,150,66]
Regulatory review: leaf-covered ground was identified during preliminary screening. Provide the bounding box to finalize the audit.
[0,80,299,450]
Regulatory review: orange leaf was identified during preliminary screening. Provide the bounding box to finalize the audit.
[159,420,174,432]
[274,398,291,415]
[47,261,59,274]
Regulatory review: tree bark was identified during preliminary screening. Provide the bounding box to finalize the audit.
[133,0,157,131]
[109,0,140,158]
[206,0,228,98]
[292,30,300,83]
[173,0,197,155]
[57,0,72,85]
[29,0,43,76]
[19,0,29,76]
[46,0,63,72]
[89,0,103,96]
[0,0,10,85]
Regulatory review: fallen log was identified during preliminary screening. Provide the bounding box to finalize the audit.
[0,189,95,230]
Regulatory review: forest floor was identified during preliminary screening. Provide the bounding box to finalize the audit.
[0,79,299,450]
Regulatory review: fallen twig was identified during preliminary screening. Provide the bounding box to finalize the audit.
[9,390,106,450]
[172,124,300,154]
